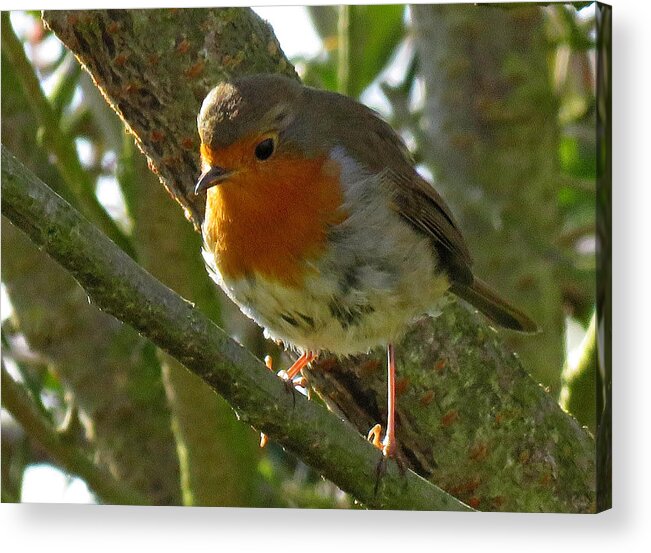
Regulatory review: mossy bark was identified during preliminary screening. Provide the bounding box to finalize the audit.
[307,307,594,513]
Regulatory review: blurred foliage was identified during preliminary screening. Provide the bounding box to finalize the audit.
[303,5,405,97]
[1,4,600,505]
[546,4,598,329]
[560,311,597,433]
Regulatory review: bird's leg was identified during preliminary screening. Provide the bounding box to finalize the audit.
[367,343,397,458]
[277,351,315,382]
[384,343,397,457]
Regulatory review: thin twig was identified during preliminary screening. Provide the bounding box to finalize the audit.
[1,362,147,505]
[337,5,351,96]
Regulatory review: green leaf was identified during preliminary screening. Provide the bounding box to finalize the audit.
[559,134,596,179]
[308,5,405,98]
[347,5,405,98]
[300,57,339,92]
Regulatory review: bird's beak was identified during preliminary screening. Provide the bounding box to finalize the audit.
[194,166,232,195]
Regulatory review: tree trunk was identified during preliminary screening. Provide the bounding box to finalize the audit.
[412,4,565,394]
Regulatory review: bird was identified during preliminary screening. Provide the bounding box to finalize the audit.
[195,73,538,458]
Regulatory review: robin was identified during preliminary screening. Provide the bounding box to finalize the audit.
[195,74,537,458]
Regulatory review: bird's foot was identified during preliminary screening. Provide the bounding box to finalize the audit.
[278,352,314,397]
[276,369,307,390]
[367,423,396,458]
[368,422,404,494]
[268,353,313,387]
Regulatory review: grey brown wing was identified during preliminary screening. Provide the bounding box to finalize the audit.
[386,170,538,332]
[387,170,474,287]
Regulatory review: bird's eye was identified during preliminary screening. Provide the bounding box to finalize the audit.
[254,138,275,161]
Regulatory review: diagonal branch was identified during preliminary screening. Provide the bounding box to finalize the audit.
[1,145,471,512]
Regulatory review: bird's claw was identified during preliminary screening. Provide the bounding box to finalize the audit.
[368,424,405,494]
[367,423,396,458]
[368,423,383,450]
[259,356,275,448]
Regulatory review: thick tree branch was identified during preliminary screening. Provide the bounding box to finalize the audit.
[39,8,597,512]
[306,307,596,512]
[1,145,471,512]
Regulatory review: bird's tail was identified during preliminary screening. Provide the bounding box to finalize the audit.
[450,277,539,334]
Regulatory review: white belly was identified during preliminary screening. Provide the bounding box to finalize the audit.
[212,262,448,355]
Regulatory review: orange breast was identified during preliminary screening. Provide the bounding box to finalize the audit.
[203,145,346,287]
